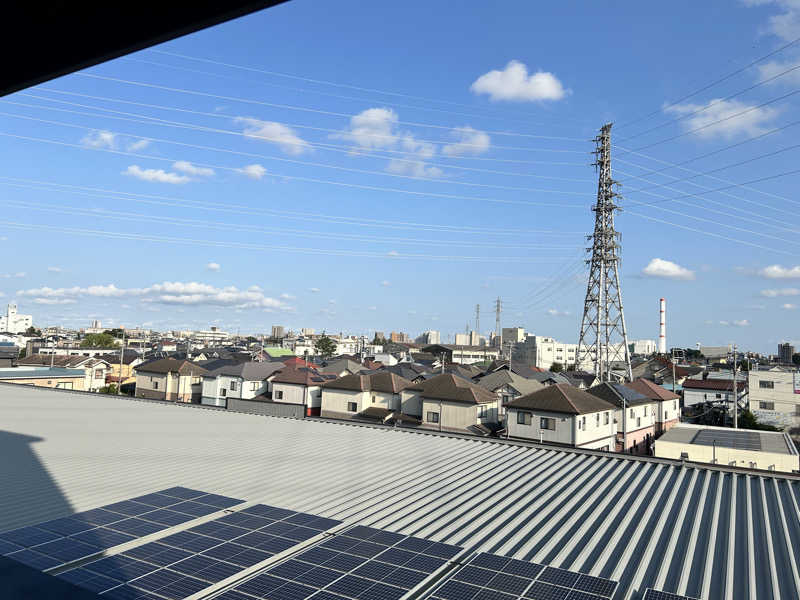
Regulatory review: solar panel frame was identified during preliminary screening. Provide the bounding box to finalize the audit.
[641,589,701,600]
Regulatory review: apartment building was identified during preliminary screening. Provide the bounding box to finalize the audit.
[748,369,800,429]
[512,335,578,369]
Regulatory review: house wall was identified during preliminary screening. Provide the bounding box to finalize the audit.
[613,401,658,452]
[400,390,423,417]
[0,376,85,390]
[321,388,365,419]
[226,397,305,419]
[135,372,200,402]
[573,409,616,449]
[271,383,321,410]
[420,399,482,433]
[506,408,575,446]
[684,387,747,408]
[748,371,800,430]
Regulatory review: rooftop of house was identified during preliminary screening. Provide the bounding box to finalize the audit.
[133,358,209,376]
[624,377,681,401]
[473,370,544,396]
[506,383,616,415]
[203,361,285,380]
[16,354,110,369]
[0,383,797,600]
[0,367,86,379]
[323,372,412,394]
[681,378,747,391]
[587,382,654,408]
[270,366,337,386]
[405,373,497,405]
[658,423,797,456]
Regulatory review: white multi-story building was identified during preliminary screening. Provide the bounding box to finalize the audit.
[454,333,470,346]
[629,339,657,356]
[513,335,578,369]
[419,330,441,345]
[0,304,33,334]
[748,369,800,430]
[501,327,525,344]
[193,326,229,344]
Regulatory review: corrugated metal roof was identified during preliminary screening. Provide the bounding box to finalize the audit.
[0,367,85,379]
[0,384,799,600]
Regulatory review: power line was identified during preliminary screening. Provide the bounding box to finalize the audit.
[74,73,588,142]
[3,97,593,183]
[616,34,800,129]
[617,60,800,142]
[0,131,590,208]
[0,176,584,235]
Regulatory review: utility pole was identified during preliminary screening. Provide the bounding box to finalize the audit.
[117,329,126,395]
[475,304,480,337]
[577,123,633,382]
[495,297,502,350]
[732,344,738,429]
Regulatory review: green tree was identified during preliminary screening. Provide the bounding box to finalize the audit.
[371,333,387,345]
[25,326,41,336]
[104,328,125,339]
[550,361,564,373]
[80,333,119,348]
[738,409,781,432]
[314,334,337,359]
[99,384,118,395]
[18,348,26,359]
[793,353,800,366]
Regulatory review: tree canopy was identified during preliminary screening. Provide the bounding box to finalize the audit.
[550,361,564,373]
[104,328,125,339]
[25,326,41,336]
[314,334,337,359]
[80,333,119,348]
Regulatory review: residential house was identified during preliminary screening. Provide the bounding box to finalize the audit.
[561,371,597,390]
[16,354,111,392]
[319,357,368,378]
[400,373,499,434]
[320,372,413,422]
[98,350,144,387]
[134,358,208,402]
[200,361,285,408]
[0,344,18,367]
[624,377,681,435]
[505,383,616,450]
[473,369,544,425]
[0,366,86,390]
[682,378,748,408]
[269,366,337,416]
[587,382,657,453]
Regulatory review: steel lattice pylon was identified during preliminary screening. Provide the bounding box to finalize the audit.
[577,123,633,382]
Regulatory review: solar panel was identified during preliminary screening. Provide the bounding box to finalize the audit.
[429,552,616,600]
[55,502,342,599]
[218,525,462,600]
[642,589,701,600]
[0,488,245,570]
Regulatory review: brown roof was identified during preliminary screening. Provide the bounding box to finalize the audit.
[624,378,680,401]
[404,373,497,405]
[17,354,109,369]
[134,358,208,376]
[682,378,746,391]
[324,372,412,393]
[506,383,616,415]
[271,366,337,386]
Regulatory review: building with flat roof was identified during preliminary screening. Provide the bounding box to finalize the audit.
[0,384,799,599]
[655,423,799,473]
[0,366,86,390]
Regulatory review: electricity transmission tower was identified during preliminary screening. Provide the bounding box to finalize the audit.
[577,123,633,382]
[475,304,480,334]
[495,297,502,348]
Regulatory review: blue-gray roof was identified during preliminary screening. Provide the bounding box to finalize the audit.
[0,368,84,379]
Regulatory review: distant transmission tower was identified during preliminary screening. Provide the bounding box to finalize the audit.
[577,123,633,382]
[475,304,480,334]
[495,297,502,348]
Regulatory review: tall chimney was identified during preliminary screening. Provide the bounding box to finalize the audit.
[659,298,666,355]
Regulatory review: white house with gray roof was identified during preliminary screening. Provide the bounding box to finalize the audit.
[200,361,285,407]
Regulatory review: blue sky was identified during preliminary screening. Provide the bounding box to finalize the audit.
[1,0,800,353]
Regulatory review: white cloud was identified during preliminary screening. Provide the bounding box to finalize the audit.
[2,272,25,278]
[32,298,76,305]
[387,250,399,257]
[386,135,443,178]
[757,264,800,278]
[442,126,491,157]
[81,130,116,149]
[237,163,267,180]
[782,303,797,309]
[172,161,215,177]
[719,319,751,327]
[127,139,150,152]
[248,285,263,292]
[328,299,336,304]
[235,118,310,155]
[760,287,800,297]
[18,281,292,310]
[470,60,567,102]
[47,266,63,273]
[280,293,295,300]
[206,262,221,272]
[335,108,399,150]
[641,258,695,280]
[309,287,320,293]
[758,59,800,86]
[123,165,190,184]
[381,280,391,287]
[367,306,377,311]
[546,308,571,317]
[743,0,800,41]
[663,98,779,140]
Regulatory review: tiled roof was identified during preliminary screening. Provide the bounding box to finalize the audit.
[587,382,654,408]
[624,377,680,401]
[133,358,208,376]
[682,378,746,391]
[506,383,615,415]
[271,366,336,386]
[405,373,497,404]
[323,372,412,393]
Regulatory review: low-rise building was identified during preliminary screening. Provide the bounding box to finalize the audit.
[655,423,799,473]
[421,344,500,366]
[588,382,658,453]
[682,377,748,408]
[473,369,544,425]
[269,366,337,416]
[16,354,111,391]
[99,350,144,387]
[200,361,285,408]
[0,303,32,334]
[400,373,499,434]
[505,383,616,450]
[0,366,86,390]
[134,358,207,402]
[748,369,800,430]
[511,335,579,370]
[320,372,413,421]
[624,377,681,435]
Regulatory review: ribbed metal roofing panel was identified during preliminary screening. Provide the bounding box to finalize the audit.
[1,385,798,600]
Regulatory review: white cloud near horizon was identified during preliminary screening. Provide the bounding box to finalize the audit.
[546,308,571,317]
[17,282,291,310]
[719,319,750,327]
[470,60,567,102]
[760,287,800,296]
[663,98,779,139]
[642,258,695,280]
[47,266,63,273]
[782,303,798,309]
[758,264,800,278]
[235,118,310,155]
[206,262,221,272]
[123,165,190,184]
[172,161,215,177]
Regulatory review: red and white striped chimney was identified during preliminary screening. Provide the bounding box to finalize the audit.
[659,298,666,355]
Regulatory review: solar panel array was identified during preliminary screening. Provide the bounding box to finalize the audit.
[214,525,462,600]
[0,487,242,571]
[691,429,761,451]
[56,504,342,600]
[429,552,617,600]
[642,589,700,600]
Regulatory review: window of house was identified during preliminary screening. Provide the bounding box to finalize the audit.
[274,390,283,400]
[347,402,358,412]
[94,369,102,378]
[427,411,439,423]
[251,382,259,391]
[795,405,800,417]
[372,395,376,403]
[596,413,600,427]
[220,389,227,397]
[56,382,73,389]
[540,417,555,430]
[502,394,511,404]
[674,400,677,410]
[478,405,488,419]
[630,408,634,418]
[153,381,159,390]
[637,417,641,427]
[230,381,237,391]
[582,416,586,429]
[759,401,775,410]
[715,393,722,399]
[517,411,532,425]
[759,380,774,389]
